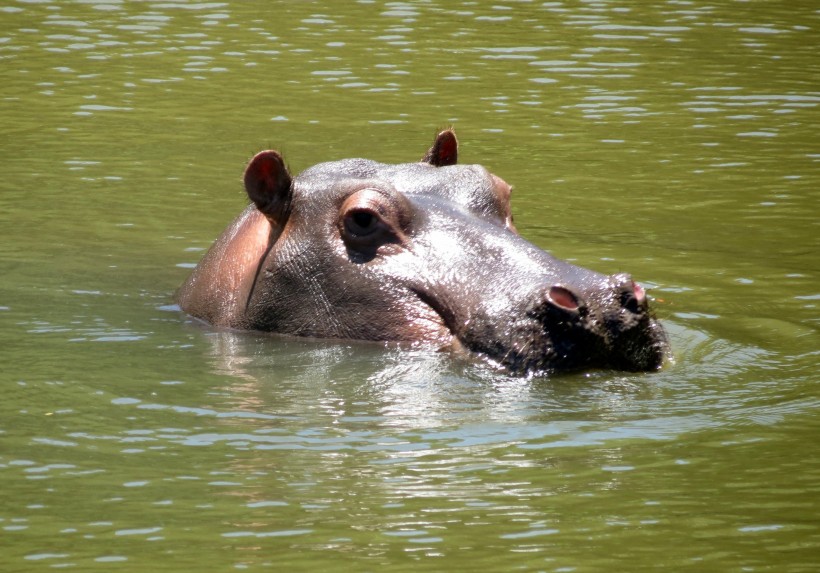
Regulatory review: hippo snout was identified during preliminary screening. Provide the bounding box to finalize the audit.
[493,274,667,375]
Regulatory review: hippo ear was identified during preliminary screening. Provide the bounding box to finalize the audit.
[244,150,293,223]
[422,129,458,167]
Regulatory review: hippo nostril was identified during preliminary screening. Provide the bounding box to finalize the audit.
[621,292,640,314]
[619,281,647,314]
[633,282,646,304]
[608,273,647,315]
[548,285,582,313]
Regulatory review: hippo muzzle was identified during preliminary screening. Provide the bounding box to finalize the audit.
[177,129,670,375]
[514,274,668,373]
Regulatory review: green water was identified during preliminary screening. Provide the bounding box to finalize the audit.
[1,1,818,571]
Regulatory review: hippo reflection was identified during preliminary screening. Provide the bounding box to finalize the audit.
[177,130,669,375]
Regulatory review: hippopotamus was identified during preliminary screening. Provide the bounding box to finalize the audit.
[177,130,669,375]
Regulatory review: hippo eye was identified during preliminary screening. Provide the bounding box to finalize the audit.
[338,189,410,258]
[345,208,379,236]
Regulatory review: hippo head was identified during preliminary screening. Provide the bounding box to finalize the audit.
[177,130,669,375]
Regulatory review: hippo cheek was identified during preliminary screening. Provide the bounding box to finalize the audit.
[403,286,545,373]
[394,294,456,349]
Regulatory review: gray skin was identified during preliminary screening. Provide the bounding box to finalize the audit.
[177,130,669,375]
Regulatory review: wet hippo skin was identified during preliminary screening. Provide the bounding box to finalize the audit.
[177,130,669,375]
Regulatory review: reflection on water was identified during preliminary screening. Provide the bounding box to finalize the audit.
[1,0,819,571]
[190,320,802,448]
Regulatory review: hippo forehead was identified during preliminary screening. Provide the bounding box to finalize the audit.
[296,158,498,205]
